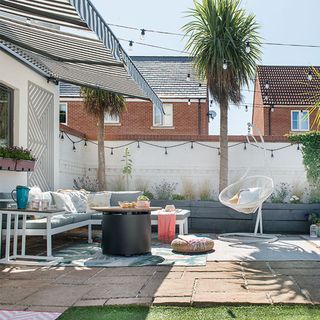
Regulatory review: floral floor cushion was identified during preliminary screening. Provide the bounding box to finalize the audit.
[171,235,214,253]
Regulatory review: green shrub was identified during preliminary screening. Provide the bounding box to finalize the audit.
[172,194,186,200]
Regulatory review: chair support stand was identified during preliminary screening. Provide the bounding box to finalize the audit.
[218,205,278,244]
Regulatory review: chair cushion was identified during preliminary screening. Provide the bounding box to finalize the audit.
[51,192,77,213]
[72,212,92,223]
[24,214,75,229]
[110,191,142,206]
[58,190,87,213]
[238,187,261,205]
[87,192,111,212]
[91,212,102,220]
[171,236,214,253]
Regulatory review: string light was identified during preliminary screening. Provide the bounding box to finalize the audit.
[60,131,64,140]
[191,141,194,149]
[84,140,87,147]
[297,143,300,150]
[271,105,275,112]
[186,73,191,82]
[245,41,251,53]
[137,141,140,148]
[165,147,168,155]
[129,40,134,51]
[72,143,76,152]
[223,59,228,70]
[140,29,146,41]
[271,150,274,158]
[244,142,247,150]
[245,105,248,112]
[188,99,191,106]
[307,70,313,81]
[110,148,114,155]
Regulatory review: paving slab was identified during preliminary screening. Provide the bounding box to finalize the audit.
[196,278,246,293]
[293,276,320,304]
[73,299,107,307]
[54,267,101,284]
[246,276,297,292]
[26,306,68,313]
[106,297,153,306]
[0,285,43,305]
[0,305,28,311]
[20,284,92,307]
[192,292,271,305]
[153,296,191,306]
[153,279,195,297]
[182,271,242,280]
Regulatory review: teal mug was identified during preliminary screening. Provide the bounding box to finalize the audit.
[11,185,30,209]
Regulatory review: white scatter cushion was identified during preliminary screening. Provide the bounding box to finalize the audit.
[28,186,42,202]
[86,192,111,213]
[51,192,77,213]
[58,190,88,213]
[41,192,53,206]
[238,187,262,205]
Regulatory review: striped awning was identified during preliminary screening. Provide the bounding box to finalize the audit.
[0,0,162,110]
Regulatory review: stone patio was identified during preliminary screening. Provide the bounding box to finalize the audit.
[0,231,319,313]
[0,260,319,312]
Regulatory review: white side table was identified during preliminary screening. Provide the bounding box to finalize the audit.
[0,208,64,265]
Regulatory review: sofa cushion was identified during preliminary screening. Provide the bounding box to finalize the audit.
[24,214,75,229]
[110,191,142,206]
[73,212,92,223]
[58,190,87,213]
[87,192,111,212]
[51,192,77,213]
[91,212,102,220]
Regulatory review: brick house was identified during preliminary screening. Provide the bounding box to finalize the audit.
[252,65,320,136]
[60,56,209,140]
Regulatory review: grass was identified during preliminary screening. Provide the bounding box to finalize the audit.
[59,305,320,320]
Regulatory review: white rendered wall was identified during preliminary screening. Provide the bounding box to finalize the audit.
[58,137,307,196]
[0,51,59,193]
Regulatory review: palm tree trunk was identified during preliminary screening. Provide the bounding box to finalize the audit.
[97,109,106,190]
[219,98,228,192]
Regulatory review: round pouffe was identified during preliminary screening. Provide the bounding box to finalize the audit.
[171,236,214,254]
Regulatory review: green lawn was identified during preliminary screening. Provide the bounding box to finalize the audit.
[59,305,320,320]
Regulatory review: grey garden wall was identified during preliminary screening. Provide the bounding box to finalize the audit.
[151,200,320,234]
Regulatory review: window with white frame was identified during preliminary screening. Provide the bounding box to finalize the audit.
[154,104,173,127]
[104,112,120,124]
[59,102,67,124]
[291,110,309,131]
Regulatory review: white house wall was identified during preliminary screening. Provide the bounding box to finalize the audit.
[59,137,307,196]
[0,50,59,193]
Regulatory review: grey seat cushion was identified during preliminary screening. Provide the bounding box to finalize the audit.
[73,212,92,223]
[91,212,102,220]
[24,214,75,229]
[110,191,143,206]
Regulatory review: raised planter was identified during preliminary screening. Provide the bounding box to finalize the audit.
[0,157,16,171]
[15,159,35,171]
[150,200,320,234]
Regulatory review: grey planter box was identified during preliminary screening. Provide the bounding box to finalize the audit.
[150,200,320,234]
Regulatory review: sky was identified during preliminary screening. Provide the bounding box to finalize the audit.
[88,0,320,135]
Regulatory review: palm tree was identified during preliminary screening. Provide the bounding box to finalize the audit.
[183,0,261,191]
[80,87,126,190]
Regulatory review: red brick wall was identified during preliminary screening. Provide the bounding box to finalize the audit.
[62,99,209,140]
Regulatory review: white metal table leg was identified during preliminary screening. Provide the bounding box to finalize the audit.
[5,213,11,261]
[13,214,19,257]
[46,216,52,257]
[0,213,2,258]
[183,219,189,234]
[21,215,26,256]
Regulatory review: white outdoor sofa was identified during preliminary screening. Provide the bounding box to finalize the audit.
[1,191,190,258]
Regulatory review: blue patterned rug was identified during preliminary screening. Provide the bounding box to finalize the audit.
[53,242,207,267]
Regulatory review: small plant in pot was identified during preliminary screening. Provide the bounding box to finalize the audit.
[136,195,150,208]
[0,146,36,171]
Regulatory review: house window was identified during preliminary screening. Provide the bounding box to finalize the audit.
[154,104,173,127]
[291,110,309,131]
[59,103,67,124]
[104,112,120,124]
[0,84,13,146]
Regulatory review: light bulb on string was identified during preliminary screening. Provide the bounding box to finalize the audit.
[128,40,133,51]
[245,41,251,53]
[271,150,274,158]
[186,73,191,82]
[73,143,76,152]
[222,59,228,70]
[188,99,191,106]
[137,141,140,148]
[218,148,221,156]
[165,147,168,155]
[244,142,247,150]
[60,132,64,140]
[140,29,146,41]
[297,143,300,151]
[84,140,87,147]
[191,141,194,149]
[245,105,248,112]
[110,148,114,155]
[308,70,313,81]
[270,104,275,112]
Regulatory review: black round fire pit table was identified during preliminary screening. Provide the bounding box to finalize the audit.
[92,206,161,256]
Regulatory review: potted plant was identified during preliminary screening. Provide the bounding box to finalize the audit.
[0,146,16,170]
[0,146,36,171]
[136,195,150,208]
